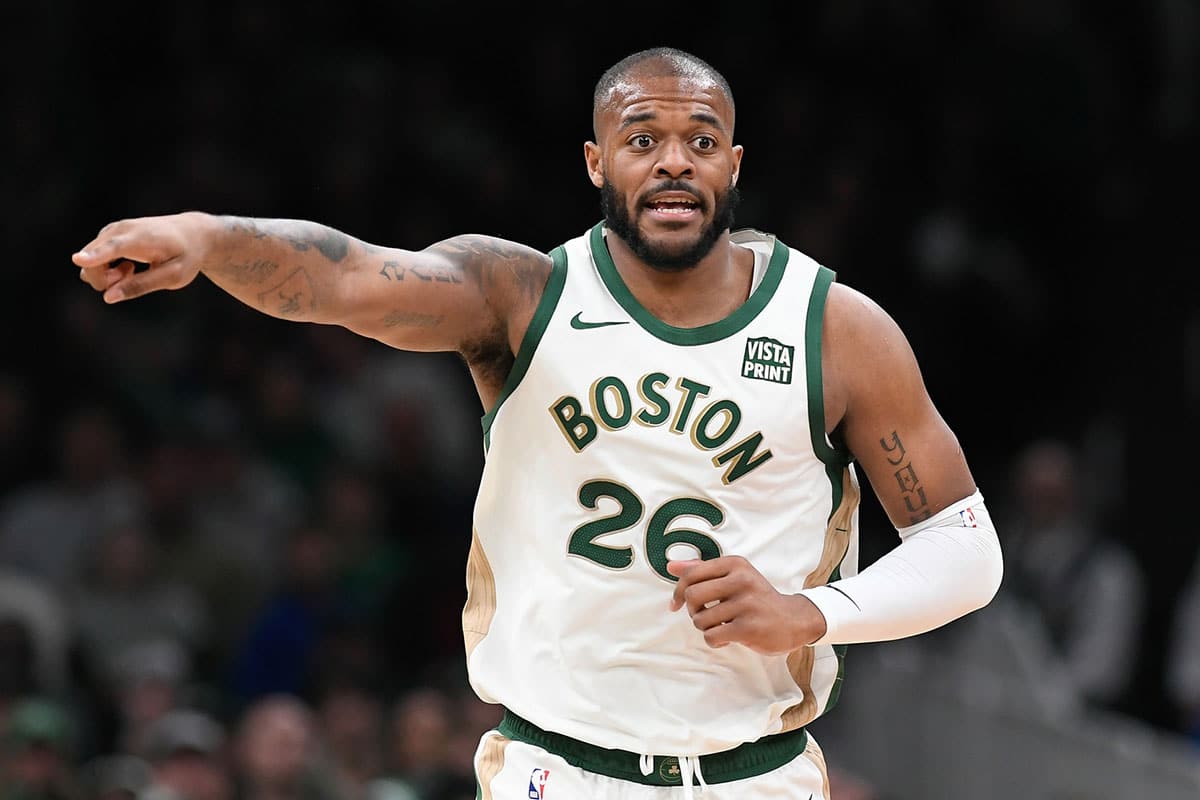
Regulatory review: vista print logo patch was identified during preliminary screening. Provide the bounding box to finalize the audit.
[742,337,794,384]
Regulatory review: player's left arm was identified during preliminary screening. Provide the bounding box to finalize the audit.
[797,281,1004,645]
[825,282,977,527]
[667,282,1002,654]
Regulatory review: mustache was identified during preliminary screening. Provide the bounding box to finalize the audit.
[638,180,705,210]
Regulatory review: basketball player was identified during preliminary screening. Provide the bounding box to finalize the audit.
[73,47,1003,799]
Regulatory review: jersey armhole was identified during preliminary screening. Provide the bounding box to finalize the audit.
[804,265,850,469]
[480,246,568,450]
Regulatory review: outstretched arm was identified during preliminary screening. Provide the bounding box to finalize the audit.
[71,212,553,356]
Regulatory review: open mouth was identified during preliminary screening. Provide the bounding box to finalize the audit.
[644,193,702,219]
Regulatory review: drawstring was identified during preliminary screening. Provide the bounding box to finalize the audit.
[639,754,708,799]
[679,755,708,800]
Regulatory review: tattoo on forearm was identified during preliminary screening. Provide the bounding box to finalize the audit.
[382,310,444,328]
[379,261,406,281]
[222,217,349,262]
[224,217,269,239]
[282,229,349,262]
[880,431,931,523]
[228,259,279,285]
[258,268,316,316]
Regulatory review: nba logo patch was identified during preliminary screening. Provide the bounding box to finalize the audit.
[528,768,550,799]
[960,507,978,528]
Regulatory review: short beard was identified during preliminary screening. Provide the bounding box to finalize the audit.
[600,179,741,272]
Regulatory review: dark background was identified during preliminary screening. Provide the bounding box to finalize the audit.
[1,0,1197,796]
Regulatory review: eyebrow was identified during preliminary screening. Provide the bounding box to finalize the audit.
[617,111,727,133]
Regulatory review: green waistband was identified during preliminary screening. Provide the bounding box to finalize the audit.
[497,710,808,787]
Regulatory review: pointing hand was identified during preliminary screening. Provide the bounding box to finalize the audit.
[72,212,214,303]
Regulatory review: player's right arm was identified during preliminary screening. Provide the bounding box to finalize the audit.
[71,211,553,355]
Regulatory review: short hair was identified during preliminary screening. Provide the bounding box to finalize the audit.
[593,47,734,117]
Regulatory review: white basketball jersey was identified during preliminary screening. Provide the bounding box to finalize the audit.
[464,222,861,756]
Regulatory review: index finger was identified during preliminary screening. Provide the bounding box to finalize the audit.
[72,223,171,269]
[668,558,732,610]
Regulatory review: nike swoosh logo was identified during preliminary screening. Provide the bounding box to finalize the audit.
[570,312,629,330]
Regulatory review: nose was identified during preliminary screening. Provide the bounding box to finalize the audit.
[654,139,694,179]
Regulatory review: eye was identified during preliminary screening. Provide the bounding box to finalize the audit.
[693,135,716,150]
[630,134,655,149]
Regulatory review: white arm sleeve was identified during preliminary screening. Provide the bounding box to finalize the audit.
[797,491,1003,646]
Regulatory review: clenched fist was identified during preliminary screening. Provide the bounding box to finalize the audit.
[667,555,828,654]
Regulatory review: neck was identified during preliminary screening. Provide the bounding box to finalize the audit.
[605,231,753,328]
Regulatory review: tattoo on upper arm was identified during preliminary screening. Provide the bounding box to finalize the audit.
[410,265,463,283]
[382,310,444,328]
[378,260,463,284]
[258,268,316,316]
[879,431,931,523]
[427,236,549,302]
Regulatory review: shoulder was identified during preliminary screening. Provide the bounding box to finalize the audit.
[823,281,903,347]
[821,280,926,429]
[423,234,555,304]
[824,280,923,383]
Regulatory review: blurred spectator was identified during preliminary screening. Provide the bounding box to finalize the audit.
[138,709,232,800]
[104,639,193,762]
[245,357,336,496]
[313,684,385,800]
[438,689,500,800]
[304,329,480,493]
[1166,551,1200,745]
[230,693,338,800]
[0,696,83,800]
[315,462,409,624]
[0,571,70,695]
[167,413,306,662]
[382,687,450,799]
[999,437,1146,709]
[0,406,144,589]
[67,522,209,705]
[187,395,308,568]
[0,373,41,497]
[78,755,152,800]
[227,524,349,705]
[133,437,202,545]
[0,618,39,714]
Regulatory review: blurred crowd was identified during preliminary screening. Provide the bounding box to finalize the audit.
[2,1,1198,798]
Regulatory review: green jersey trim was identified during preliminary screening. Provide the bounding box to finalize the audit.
[804,265,849,471]
[480,246,568,451]
[804,264,852,714]
[589,222,788,346]
[497,709,808,785]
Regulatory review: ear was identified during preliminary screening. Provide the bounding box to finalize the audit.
[584,141,605,188]
[730,144,744,186]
